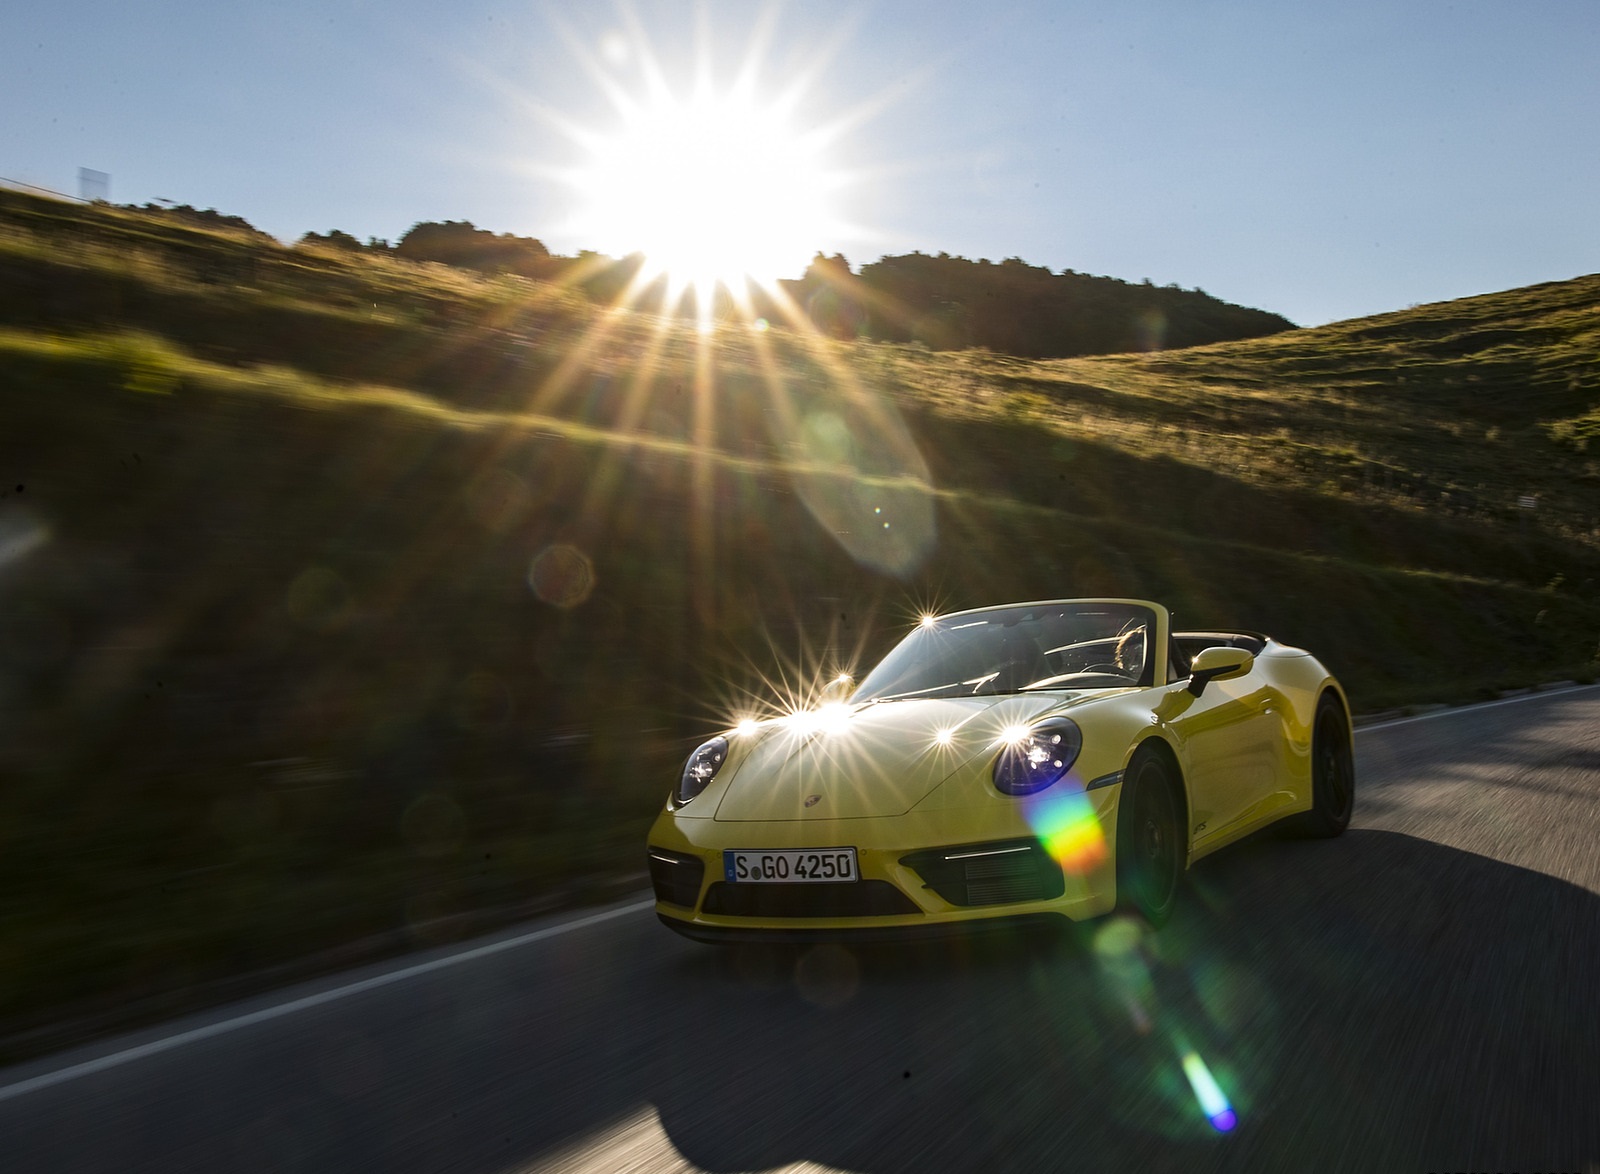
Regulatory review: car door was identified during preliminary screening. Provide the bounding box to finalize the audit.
[1158,664,1281,847]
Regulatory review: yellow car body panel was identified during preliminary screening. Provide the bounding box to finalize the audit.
[648,599,1348,940]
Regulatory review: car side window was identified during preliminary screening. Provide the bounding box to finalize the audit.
[1168,637,1192,683]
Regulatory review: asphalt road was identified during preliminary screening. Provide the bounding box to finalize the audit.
[4,687,1600,1173]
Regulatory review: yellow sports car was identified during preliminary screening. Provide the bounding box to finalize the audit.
[647,598,1353,940]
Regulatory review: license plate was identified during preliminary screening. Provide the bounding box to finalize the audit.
[724,848,859,884]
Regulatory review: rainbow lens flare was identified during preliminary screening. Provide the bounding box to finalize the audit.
[1024,788,1107,874]
[1181,1051,1237,1132]
[1090,917,1154,1033]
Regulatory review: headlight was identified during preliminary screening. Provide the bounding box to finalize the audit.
[676,736,729,805]
[993,718,1082,795]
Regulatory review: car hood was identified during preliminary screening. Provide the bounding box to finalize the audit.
[712,693,1078,822]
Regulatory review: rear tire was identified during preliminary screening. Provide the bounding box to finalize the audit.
[1115,750,1184,927]
[1294,695,1355,837]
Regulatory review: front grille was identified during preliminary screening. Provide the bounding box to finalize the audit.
[901,840,1065,907]
[701,880,920,918]
[648,847,706,909]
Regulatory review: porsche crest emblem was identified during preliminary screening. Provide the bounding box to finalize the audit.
[803,794,822,807]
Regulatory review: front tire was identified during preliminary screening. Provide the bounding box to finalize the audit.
[1115,750,1184,927]
[1294,694,1355,837]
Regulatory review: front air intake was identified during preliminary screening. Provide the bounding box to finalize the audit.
[648,847,706,909]
[700,881,920,918]
[901,840,1065,907]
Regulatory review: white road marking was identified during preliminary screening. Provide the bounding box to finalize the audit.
[0,897,656,1104]
[509,1104,851,1174]
[1353,683,1600,734]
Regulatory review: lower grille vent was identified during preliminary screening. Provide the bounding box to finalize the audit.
[701,881,920,918]
[648,848,706,909]
[901,840,1065,907]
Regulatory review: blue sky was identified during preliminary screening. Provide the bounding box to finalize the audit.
[3,0,1596,326]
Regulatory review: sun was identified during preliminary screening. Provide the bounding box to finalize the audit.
[566,56,846,309]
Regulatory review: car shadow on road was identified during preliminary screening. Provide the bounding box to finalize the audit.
[18,826,1592,1174]
[637,829,1599,1174]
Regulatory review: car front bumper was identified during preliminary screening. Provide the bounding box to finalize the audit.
[647,790,1122,940]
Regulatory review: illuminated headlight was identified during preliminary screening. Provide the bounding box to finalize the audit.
[993,718,1082,795]
[676,736,730,805]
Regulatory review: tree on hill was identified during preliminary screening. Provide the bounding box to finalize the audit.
[128,202,275,242]
[297,228,365,252]
[843,251,1295,357]
[394,220,556,280]
[555,250,652,308]
[312,215,1292,357]
[763,249,1294,356]
[772,252,867,339]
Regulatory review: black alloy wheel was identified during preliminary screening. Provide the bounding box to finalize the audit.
[1297,695,1355,837]
[1115,751,1183,927]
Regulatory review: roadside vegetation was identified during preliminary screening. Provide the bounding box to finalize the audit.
[2,186,1598,1059]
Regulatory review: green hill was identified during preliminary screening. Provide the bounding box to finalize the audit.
[2,185,1598,1055]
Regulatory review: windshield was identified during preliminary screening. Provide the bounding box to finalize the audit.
[853,602,1155,702]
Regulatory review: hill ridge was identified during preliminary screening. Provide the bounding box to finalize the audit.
[4,184,1600,1054]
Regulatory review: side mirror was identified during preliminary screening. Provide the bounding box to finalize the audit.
[819,674,855,703]
[1187,646,1254,696]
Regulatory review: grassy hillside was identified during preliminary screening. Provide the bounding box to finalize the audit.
[3,186,1599,1055]
[773,250,1297,355]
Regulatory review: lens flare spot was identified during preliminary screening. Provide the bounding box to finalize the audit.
[1092,915,1154,1031]
[528,544,596,608]
[734,718,760,737]
[1138,308,1168,352]
[1181,1051,1237,1133]
[932,727,955,747]
[784,701,852,738]
[599,30,630,68]
[1091,915,1144,959]
[800,411,856,466]
[919,613,939,629]
[997,723,1030,746]
[1025,788,1108,874]
[783,404,936,579]
[817,702,852,735]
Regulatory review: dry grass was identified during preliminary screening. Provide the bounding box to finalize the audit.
[4,187,1600,1058]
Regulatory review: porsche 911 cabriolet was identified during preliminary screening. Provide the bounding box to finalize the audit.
[647,598,1352,940]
